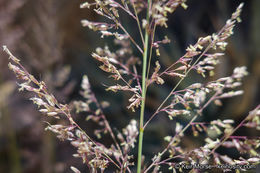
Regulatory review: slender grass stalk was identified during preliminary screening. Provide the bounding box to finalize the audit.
[131,2,145,47]
[146,24,157,84]
[137,0,151,172]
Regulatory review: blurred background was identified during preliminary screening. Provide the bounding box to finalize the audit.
[0,0,259,172]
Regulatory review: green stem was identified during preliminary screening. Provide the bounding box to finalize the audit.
[137,0,151,172]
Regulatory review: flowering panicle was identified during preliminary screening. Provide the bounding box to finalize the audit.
[80,0,136,42]
[73,73,140,170]
[106,85,138,93]
[151,0,188,27]
[162,65,248,120]
[150,61,164,85]
[4,46,65,119]
[4,46,126,171]
[81,20,116,32]
[74,75,113,138]
[165,105,260,171]
[92,52,122,80]
[161,105,260,172]
[193,3,244,77]
[141,4,257,170]
[156,3,244,81]
[187,119,235,138]
[4,45,142,171]
[94,43,139,78]
[127,94,142,112]
[117,120,139,168]
[70,129,111,171]
[92,41,140,87]
[92,43,142,112]
[73,76,93,113]
[45,124,75,141]
[100,31,129,40]
[5,0,260,172]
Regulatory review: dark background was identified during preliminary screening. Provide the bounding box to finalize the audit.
[0,0,259,172]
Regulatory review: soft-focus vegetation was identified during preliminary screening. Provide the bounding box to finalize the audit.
[0,0,259,172]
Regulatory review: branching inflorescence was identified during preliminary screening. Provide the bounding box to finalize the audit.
[3,0,260,172]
